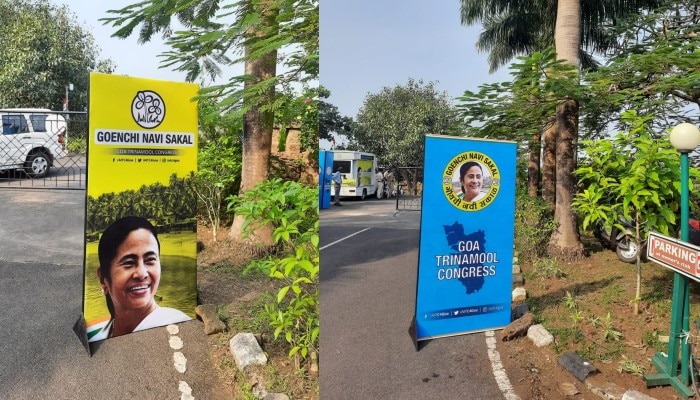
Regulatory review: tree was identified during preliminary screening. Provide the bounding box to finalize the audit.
[459,0,666,73]
[351,79,462,169]
[0,0,112,111]
[229,0,279,245]
[582,0,700,137]
[102,0,319,244]
[195,98,243,242]
[319,87,353,141]
[459,0,666,259]
[457,49,580,198]
[547,0,585,258]
[572,111,696,314]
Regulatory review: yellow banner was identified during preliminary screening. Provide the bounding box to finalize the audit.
[87,73,198,196]
[83,73,199,342]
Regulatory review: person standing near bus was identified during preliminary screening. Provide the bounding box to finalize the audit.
[376,168,385,199]
[385,169,395,198]
[332,168,342,206]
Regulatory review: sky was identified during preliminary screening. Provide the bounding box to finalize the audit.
[321,0,513,120]
[58,0,242,83]
[60,0,515,145]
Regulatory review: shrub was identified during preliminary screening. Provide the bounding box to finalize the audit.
[195,138,241,241]
[66,136,86,154]
[195,98,244,241]
[515,187,556,262]
[228,179,319,361]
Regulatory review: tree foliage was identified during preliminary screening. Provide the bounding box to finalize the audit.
[573,111,688,236]
[227,179,319,359]
[460,0,670,260]
[351,79,462,168]
[572,110,699,313]
[102,0,318,128]
[319,86,353,141]
[459,0,667,72]
[458,48,581,141]
[582,0,700,137]
[194,98,243,242]
[0,0,111,110]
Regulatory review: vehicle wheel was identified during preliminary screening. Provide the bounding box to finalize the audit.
[616,238,641,263]
[25,152,50,178]
[361,188,367,200]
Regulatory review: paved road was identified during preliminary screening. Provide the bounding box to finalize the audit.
[0,189,228,400]
[320,199,512,399]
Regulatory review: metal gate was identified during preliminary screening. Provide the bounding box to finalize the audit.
[395,166,423,211]
[0,110,86,190]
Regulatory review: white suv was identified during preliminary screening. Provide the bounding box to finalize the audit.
[0,108,67,178]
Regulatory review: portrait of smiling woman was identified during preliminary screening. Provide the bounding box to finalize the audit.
[88,216,190,341]
[455,161,487,202]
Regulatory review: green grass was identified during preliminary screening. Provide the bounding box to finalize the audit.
[532,257,566,280]
[599,281,625,308]
[618,355,646,376]
[642,330,666,353]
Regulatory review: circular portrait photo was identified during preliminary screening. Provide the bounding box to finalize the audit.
[442,152,501,211]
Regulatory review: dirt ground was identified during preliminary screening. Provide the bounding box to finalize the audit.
[498,235,700,400]
[196,221,319,399]
[197,220,700,399]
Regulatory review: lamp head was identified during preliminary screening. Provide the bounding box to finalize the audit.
[670,123,700,153]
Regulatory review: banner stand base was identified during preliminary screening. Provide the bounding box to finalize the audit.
[72,314,91,357]
[408,315,418,351]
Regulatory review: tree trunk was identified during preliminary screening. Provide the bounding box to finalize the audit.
[230,0,278,246]
[542,122,556,208]
[547,100,584,260]
[554,0,581,67]
[547,0,584,259]
[527,131,541,197]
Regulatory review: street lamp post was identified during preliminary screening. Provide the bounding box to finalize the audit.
[647,122,700,397]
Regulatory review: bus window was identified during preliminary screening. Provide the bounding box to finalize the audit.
[332,161,351,173]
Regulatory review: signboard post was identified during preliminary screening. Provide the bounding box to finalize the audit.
[645,231,697,397]
[645,122,700,397]
[412,135,516,344]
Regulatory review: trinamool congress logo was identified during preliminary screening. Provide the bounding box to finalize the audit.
[442,151,501,211]
[131,90,166,129]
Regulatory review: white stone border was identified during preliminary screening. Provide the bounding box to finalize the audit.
[167,324,195,400]
[485,330,520,400]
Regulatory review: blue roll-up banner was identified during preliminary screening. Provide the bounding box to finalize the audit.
[319,150,334,209]
[414,135,517,342]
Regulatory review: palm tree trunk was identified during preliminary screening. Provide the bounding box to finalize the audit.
[547,0,584,259]
[547,100,584,259]
[554,0,581,67]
